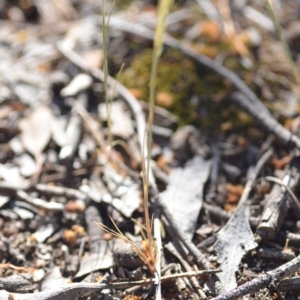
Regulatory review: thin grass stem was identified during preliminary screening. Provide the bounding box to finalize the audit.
[102,1,115,146]
[143,0,173,297]
[264,0,300,92]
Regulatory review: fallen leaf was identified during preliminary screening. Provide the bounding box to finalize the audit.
[129,88,142,99]
[221,121,232,132]
[236,136,249,147]
[98,101,135,139]
[83,49,103,69]
[192,44,219,59]
[19,106,53,159]
[225,184,244,204]
[60,73,93,97]
[101,163,140,218]
[40,267,69,291]
[65,200,86,213]
[63,229,76,245]
[271,155,291,170]
[201,20,221,42]
[156,92,174,107]
[214,202,256,291]
[230,32,251,57]
[72,224,85,234]
[161,156,211,241]
[156,155,171,174]
[74,242,114,278]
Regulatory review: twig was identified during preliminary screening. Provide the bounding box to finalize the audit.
[0,181,88,203]
[197,236,217,251]
[256,156,300,240]
[156,191,223,294]
[257,247,295,261]
[56,43,147,157]
[85,204,104,254]
[0,181,31,192]
[0,263,27,273]
[214,149,273,291]
[203,203,231,222]
[211,254,300,300]
[237,149,274,209]
[153,212,162,293]
[0,274,34,293]
[59,94,86,162]
[16,190,64,212]
[264,176,300,212]
[65,97,139,179]
[280,231,300,247]
[165,242,207,299]
[277,277,300,291]
[243,6,274,31]
[34,184,87,200]
[0,270,220,300]
[231,92,300,149]
[256,183,288,241]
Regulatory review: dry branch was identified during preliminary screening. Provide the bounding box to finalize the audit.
[211,254,300,300]
[0,270,220,300]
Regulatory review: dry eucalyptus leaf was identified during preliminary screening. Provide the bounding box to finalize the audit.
[19,106,53,159]
[74,241,114,278]
[83,49,103,69]
[40,267,69,292]
[60,73,92,97]
[161,155,211,241]
[214,202,257,291]
[101,164,140,217]
[98,101,134,139]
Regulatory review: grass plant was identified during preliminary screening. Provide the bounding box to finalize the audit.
[98,0,173,279]
[96,216,156,273]
[264,0,300,96]
[142,0,173,275]
[102,0,114,146]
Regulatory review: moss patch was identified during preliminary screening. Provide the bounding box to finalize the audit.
[119,46,263,145]
[119,48,228,126]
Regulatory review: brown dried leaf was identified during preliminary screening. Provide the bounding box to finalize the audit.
[225,184,244,204]
[129,88,143,99]
[271,155,292,170]
[63,229,76,245]
[156,92,174,107]
[201,20,221,42]
[215,202,256,291]
[19,106,53,158]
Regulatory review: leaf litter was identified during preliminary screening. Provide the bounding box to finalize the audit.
[2,1,300,300]
[162,155,211,241]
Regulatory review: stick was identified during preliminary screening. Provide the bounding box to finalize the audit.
[0,269,220,300]
[257,155,300,240]
[231,92,300,149]
[211,254,300,300]
[237,149,274,209]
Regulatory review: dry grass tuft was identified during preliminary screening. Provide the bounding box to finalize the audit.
[96,216,157,274]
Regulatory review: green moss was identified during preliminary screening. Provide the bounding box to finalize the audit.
[118,47,261,142]
[119,48,227,126]
[114,0,133,9]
